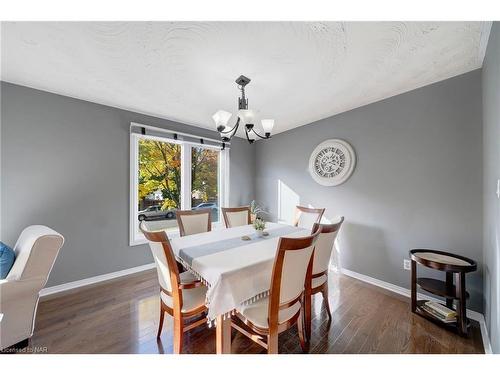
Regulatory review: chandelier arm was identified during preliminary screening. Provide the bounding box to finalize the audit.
[244,126,255,144]
[218,117,240,136]
[249,127,270,139]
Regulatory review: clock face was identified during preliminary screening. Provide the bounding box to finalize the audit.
[314,147,346,178]
[308,139,356,186]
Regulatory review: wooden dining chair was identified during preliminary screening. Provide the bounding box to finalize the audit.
[140,219,187,271]
[304,218,344,338]
[221,206,251,228]
[176,208,212,237]
[140,221,208,354]
[292,206,325,230]
[231,229,320,354]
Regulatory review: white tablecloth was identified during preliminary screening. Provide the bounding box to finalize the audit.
[170,223,310,322]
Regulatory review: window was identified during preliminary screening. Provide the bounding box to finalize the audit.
[191,146,220,222]
[130,131,229,245]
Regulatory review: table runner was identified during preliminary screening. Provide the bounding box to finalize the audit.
[178,224,301,266]
[169,223,310,322]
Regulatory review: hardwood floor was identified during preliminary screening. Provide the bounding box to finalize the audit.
[26,270,484,354]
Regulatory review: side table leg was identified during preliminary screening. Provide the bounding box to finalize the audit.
[411,260,417,312]
[455,272,467,335]
[445,272,454,309]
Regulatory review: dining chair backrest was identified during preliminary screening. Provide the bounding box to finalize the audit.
[222,206,251,228]
[293,206,325,230]
[268,229,320,326]
[140,219,171,232]
[140,221,180,294]
[311,218,344,275]
[176,209,212,237]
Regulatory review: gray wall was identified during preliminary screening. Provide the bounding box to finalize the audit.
[482,22,500,353]
[0,66,489,326]
[256,70,484,312]
[0,82,255,287]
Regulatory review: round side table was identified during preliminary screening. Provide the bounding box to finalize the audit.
[409,249,477,336]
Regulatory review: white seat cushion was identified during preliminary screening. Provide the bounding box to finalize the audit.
[179,271,199,284]
[312,274,327,289]
[160,272,207,312]
[238,296,301,329]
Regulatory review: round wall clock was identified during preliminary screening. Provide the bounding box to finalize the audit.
[308,139,356,186]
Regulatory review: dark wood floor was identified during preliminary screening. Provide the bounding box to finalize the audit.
[27,270,484,354]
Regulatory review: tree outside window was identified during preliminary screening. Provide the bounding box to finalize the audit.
[137,139,220,223]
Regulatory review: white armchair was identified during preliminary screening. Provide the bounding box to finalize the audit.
[0,225,64,350]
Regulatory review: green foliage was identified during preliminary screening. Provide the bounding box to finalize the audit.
[191,147,219,203]
[139,139,181,209]
[253,218,266,231]
[138,140,219,210]
[250,200,267,217]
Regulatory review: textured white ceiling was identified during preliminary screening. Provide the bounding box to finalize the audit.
[0,22,491,136]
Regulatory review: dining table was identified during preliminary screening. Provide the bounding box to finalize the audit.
[169,222,311,354]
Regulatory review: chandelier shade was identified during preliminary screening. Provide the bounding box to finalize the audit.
[247,129,256,141]
[237,109,255,125]
[212,110,232,132]
[261,119,275,134]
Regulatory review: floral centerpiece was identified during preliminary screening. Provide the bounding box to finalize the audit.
[253,218,266,237]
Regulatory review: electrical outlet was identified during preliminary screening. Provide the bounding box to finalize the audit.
[403,259,411,270]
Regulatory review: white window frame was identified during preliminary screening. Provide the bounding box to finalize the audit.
[130,132,229,246]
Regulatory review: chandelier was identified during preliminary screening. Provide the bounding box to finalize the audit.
[212,75,275,145]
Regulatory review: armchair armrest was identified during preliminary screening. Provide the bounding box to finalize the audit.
[0,277,45,350]
[0,277,45,306]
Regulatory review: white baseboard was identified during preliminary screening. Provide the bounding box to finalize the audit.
[340,267,493,354]
[39,262,156,298]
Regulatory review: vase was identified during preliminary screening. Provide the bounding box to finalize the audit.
[256,229,264,237]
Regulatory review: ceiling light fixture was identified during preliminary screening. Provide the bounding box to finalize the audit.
[213,75,274,145]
